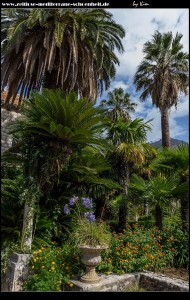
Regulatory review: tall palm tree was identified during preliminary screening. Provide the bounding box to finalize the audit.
[100,87,137,122]
[3,89,110,251]
[134,31,189,148]
[108,118,156,231]
[1,8,125,107]
[151,144,189,233]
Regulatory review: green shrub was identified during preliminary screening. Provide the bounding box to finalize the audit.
[161,224,189,269]
[97,223,186,274]
[22,241,84,291]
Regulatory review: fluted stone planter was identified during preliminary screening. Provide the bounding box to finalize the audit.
[79,245,108,284]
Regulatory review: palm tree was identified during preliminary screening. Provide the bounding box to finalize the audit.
[129,173,178,230]
[108,118,156,231]
[151,144,189,233]
[1,8,125,107]
[100,87,137,122]
[3,89,110,251]
[134,31,189,148]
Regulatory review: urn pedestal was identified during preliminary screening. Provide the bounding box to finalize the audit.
[79,245,107,284]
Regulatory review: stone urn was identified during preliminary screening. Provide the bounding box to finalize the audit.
[79,245,108,284]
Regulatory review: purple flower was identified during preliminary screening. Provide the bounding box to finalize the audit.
[82,197,93,209]
[84,211,96,223]
[69,196,79,206]
[64,204,70,215]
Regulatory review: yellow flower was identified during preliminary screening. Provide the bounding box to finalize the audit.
[32,266,34,269]
[33,259,36,262]
[51,267,55,271]
[38,250,42,253]
[70,283,73,287]
[51,262,55,265]
[33,251,36,255]
[41,266,45,269]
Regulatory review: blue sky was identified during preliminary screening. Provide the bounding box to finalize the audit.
[97,8,189,143]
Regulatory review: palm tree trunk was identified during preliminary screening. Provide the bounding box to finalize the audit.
[161,107,170,148]
[118,163,129,232]
[155,204,163,231]
[181,197,189,233]
[43,49,60,90]
[43,70,58,90]
[118,201,128,232]
[95,197,106,221]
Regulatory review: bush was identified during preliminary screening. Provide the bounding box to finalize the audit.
[22,241,84,291]
[161,224,189,269]
[97,223,186,274]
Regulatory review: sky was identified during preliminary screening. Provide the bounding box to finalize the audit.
[97,8,189,143]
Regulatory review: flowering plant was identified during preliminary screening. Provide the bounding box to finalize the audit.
[64,196,111,248]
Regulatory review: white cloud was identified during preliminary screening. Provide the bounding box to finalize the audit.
[110,80,129,91]
[109,8,189,78]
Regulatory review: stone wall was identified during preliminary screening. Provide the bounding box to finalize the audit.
[139,271,189,291]
[1,108,21,153]
[68,272,189,292]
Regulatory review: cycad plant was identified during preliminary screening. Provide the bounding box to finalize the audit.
[3,89,109,251]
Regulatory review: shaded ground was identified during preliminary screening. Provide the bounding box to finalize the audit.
[159,268,189,282]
